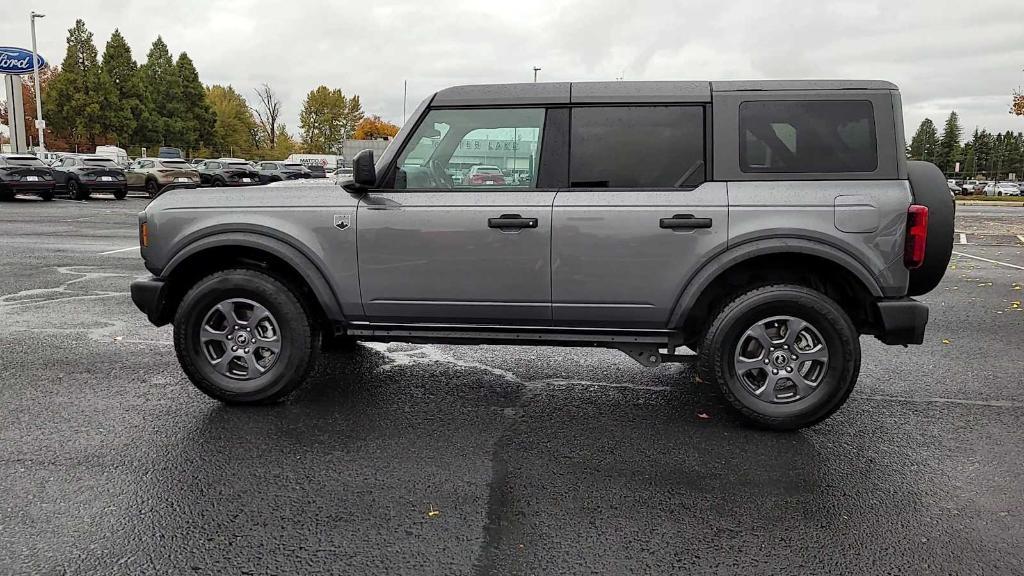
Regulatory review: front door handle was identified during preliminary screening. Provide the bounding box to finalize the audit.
[659,214,712,229]
[488,214,538,229]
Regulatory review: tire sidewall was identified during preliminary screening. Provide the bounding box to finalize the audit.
[708,287,860,426]
[146,179,159,197]
[174,271,314,403]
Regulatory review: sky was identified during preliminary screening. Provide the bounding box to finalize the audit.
[2,0,1023,142]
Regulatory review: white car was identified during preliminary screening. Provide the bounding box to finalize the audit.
[982,182,1021,196]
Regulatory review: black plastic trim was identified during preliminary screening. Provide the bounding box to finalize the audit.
[874,298,928,345]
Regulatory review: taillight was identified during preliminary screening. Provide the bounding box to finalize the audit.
[139,220,149,248]
[904,204,928,269]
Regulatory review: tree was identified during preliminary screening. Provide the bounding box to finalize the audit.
[1012,90,1024,117]
[43,19,116,146]
[908,118,939,162]
[936,111,962,175]
[206,84,258,155]
[0,69,71,149]
[251,84,282,149]
[299,86,363,153]
[353,114,400,140]
[100,29,146,146]
[176,52,215,150]
[139,36,185,147]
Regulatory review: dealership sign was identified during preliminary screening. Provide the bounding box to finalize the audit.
[0,47,46,75]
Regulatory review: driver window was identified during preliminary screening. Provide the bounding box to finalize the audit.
[393,108,544,190]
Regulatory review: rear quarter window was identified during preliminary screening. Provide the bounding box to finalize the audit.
[739,100,877,173]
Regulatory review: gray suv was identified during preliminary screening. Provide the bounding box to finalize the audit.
[130,80,953,430]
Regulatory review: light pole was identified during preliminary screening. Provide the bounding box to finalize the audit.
[30,11,46,152]
[532,67,541,83]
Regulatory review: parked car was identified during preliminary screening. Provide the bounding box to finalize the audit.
[195,158,261,187]
[158,147,184,159]
[0,154,55,201]
[189,158,207,167]
[946,180,962,195]
[52,154,128,200]
[131,80,955,430]
[961,179,981,194]
[983,182,1021,196]
[126,158,200,197]
[256,161,311,183]
[331,167,353,181]
[465,165,507,186]
[94,145,130,167]
[305,164,328,179]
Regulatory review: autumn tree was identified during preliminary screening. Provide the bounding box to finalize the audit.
[908,118,939,162]
[206,84,259,155]
[44,19,116,146]
[299,86,364,153]
[1012,89,1024,117]
[353,115,400,140]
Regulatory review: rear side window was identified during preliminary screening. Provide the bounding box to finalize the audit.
[570,106,705,188]
[739,100,877,173]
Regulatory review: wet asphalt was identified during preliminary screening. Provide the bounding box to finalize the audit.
[0,195,1022,575]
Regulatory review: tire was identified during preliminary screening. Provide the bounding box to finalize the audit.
[38,189,54,202]
[113,187,128,200]
[0,190,13,201]
[907,161,954,296]
[68,179,90,200]
[698,284,860,430]
[212,178,225,188]
[173,268,322,404]
[145,178,160,198]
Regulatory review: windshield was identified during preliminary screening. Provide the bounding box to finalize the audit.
[5,157,45,167]
[84,158,119,167]
[227,162,251,169]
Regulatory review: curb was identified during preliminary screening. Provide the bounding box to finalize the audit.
[955,200,1024,207]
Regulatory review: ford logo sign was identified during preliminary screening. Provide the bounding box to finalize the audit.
[0,47,46,75]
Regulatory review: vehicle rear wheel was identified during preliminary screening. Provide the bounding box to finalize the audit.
[698,284,860,430]
[145,179,159,198]
[174,268,321,404]
[212,179,225,187]
[113,187,128,200]
[38,189,54,202]
[68,179,90,200]
[0,191,13,201]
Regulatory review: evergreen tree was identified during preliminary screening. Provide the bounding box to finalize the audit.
[44,19,116,147]
[139,36,186,147]
[176,52,216,151]
[908,118,939,162]
[936,111,962,175]
[100,29,146,146]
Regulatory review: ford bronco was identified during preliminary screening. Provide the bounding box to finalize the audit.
[130,80,954,429]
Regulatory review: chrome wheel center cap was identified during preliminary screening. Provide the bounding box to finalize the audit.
[234,333,250,346]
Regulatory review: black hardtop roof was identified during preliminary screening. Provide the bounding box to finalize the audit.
[431,80,898,106]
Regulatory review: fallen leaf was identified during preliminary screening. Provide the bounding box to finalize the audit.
[113,336,123,342]
[942,339,951,344]
[426,504,441,518]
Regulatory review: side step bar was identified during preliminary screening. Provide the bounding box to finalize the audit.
[343,322,697,366]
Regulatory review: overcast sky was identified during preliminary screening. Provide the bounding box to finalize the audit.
[3,0,1023,141]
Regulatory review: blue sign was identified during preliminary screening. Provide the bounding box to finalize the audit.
[0,47,46,75]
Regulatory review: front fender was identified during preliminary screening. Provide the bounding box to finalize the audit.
[161,230,345,322]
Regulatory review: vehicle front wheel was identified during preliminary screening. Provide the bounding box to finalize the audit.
[173,268,321,404]
[698,284,860,430]
[145,179,159,198]
[212,179,225,187]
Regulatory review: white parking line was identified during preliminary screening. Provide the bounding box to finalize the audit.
[56,198,87,204]
[959,233,968,245]
[952,251,1024,271]
[98,246,139,255]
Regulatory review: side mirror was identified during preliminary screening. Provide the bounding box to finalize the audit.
[352,149,376,188]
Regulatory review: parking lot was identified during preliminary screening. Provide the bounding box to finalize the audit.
[1,195,1022,574]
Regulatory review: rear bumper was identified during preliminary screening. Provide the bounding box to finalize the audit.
[82,181,127,192]
[874,298,929,345]
[1,181,55,192]
[130,276,170,326]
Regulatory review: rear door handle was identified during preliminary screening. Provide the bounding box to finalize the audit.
[488,214,538,229]
[659,214,712,229]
